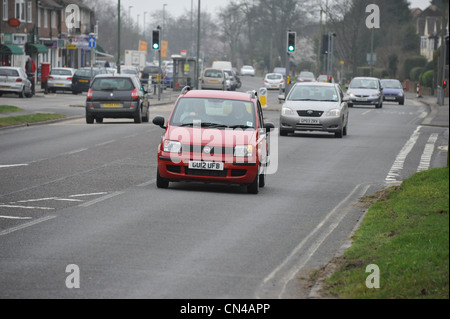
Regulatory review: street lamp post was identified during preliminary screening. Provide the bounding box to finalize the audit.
[118,0,121,74]
[196,0,201,89]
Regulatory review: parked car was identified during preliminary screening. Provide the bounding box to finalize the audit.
[279,82,349,138]
[85,74,150,124]
[72,67,108,94]
[297,71,316,82]
[201,68,225,90]
[152,88,275,194]
[381,79,405,105]
[317,74,335,83]
[0,67,33,98]
[240,65,255,76]
[47,67,76,93]
[264,73,285,90]
[140,65,163,86]
[346,77,383,108]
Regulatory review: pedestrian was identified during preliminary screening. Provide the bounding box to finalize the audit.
[25,57,32,75]
[25,57,36,95]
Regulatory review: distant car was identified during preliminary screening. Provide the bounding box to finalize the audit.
[141,65,163,86]
[163,70,174,89]
[273,67,286,76]
[264,73,285,90]
[47,67,76,93]
[381,79,405,105]
[152,88,275,194]
[279,82,349,138]
[240,65,255,76]
[223,69,237,91]
[72,67,108,94]
[201,68,225,90]
[0,66,33,98]
[85,74,150,124]
[297,71,316,82]
[346,77,383,108]
[317,74,335,83]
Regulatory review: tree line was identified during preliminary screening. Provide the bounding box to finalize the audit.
[88,0,421,80]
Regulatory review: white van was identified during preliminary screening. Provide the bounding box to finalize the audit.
[212,61,232,71]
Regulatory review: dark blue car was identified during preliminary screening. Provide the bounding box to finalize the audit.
[381,79,405,105]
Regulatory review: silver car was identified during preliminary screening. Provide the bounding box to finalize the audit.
[279,82,349,138]
[346,77,383,108]
[0,66,33,98]
[264,73,285,90]
[47,67,76,93]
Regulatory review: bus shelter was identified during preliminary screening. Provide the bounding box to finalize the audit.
[172,55,197,90]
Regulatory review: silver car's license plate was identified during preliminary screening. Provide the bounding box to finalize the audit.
[188,161,224,171]
[299,118,320,124]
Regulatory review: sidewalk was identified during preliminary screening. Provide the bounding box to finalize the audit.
[415,94,449,128]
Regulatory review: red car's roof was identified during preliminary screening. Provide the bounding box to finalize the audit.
[183,89,254,102]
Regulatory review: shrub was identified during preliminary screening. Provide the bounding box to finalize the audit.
[420,70,434,87]
[403,56,427,80]
[409,67,424,81]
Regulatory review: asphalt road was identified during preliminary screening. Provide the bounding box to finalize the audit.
[0,77,448,299]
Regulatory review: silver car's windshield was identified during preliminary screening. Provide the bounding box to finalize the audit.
[170,98,256,129]
[349,78,379,89]
[288,86,338,102]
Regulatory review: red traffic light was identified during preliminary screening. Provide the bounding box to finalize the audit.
[443,80,448,89]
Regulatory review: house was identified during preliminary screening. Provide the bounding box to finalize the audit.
[414,5,447,62]
[0,0,95,70]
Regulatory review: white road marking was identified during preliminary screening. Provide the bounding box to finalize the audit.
[258,184,370,298]
[361,110,372,116]
[69,192,109,198]
[137,179,156,187]
[0,164,29,168]
[0,215,32,220]
[62,148,88,156]
[0,204,55,210]
[79,191,124,208]
[417,133,439,172]
[0,215,57,236]
[385,126,422,185]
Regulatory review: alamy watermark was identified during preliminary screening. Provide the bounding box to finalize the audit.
[365,264,380,289]
[65,4,81,31]
[366,4,380,29]
[65,264,80,289]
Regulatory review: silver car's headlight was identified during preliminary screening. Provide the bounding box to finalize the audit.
[370,93,380,98]
[163,140,181,153]
[326,108,341,117]
[348,93,355,98]
[234,145,253,157]
[397,92,404,97]
[281,107,295,115]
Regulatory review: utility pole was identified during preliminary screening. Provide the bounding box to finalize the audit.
[196,0,201,89]
[438,0,447,106]
[117,0,121,74]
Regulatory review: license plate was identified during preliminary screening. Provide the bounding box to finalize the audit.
[55,83,65,86]
[103,103,122,107]
[188,161,224,171]
[299,118,320,124]
[271,85,278,88]
[209,80,218,83]
[0,86,11,89]
[78,79,89,83]
[356,98,368,102]
[385,96,396,100]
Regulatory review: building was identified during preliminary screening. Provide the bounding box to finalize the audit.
[414,5,447,62]
[0,0,95,70]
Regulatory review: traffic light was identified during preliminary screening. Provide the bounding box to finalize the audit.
[443,80,448,89]
[152,30,160,50]
[328,75,332,83]
[287,31,296,53]
[321,34,329,54]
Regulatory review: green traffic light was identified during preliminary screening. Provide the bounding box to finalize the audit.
[288,45,295,52]
[153,43,159,50]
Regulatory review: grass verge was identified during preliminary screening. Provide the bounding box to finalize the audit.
[324,167,449,299]
[0,113,66,127]
[0,105,23,113]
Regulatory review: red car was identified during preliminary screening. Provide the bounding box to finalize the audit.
[153,88,275,194]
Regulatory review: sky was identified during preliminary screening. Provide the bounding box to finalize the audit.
[119,0,433,27]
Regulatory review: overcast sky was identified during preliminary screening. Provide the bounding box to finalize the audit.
[119,0,432,27]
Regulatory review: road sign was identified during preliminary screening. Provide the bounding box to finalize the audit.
[259,87,268,108]
[66,44,77,50]
[88,36,96,48]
